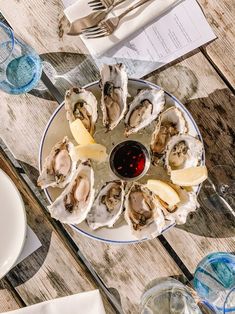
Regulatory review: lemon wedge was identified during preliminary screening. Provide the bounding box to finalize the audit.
[171,166,208,186]
[73,143,107,163]
[146,180,180,207]
[69,119,95,145]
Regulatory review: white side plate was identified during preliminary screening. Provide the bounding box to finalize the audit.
[0,169,27,279]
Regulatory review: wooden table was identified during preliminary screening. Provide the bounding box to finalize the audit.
[0,1,235,313]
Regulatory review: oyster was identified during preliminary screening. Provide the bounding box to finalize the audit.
[48,160,95,224]
[87,180,125,230]
[159,184,198,225]
[151,107,187,163]
[65,87,98,135]
[38,137,76,189]
[165,134,203,174]
[124,183,165,239]
[100,63,128,130]
[124,89,165,136]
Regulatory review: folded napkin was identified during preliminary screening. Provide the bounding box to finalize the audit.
[0,290,106,314]
[64,0,181,56]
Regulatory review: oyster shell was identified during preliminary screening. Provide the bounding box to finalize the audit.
[151,107,187,163]
[165,134,203,174]
[124,89,165,136]
[38,137,76,189]
[159,184,198,225]
[87,180,125,230]
[124,183,165,239]
[100,63,128,130]
[65,87,98,135]
[48,160,95,224]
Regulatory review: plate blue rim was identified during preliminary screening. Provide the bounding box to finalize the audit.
[39,78,205,244]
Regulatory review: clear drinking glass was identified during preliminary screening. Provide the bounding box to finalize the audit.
[0,21,42,94]
[141,278,218,313]
[194,252,235,313]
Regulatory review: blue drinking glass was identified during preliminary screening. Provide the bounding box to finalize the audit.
[0,21,42,94]
[194,252,235,313]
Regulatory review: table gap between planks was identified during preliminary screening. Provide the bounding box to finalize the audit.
[0,0,235,313]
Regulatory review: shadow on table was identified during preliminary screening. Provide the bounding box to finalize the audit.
[30,52,100,101]
[4,202,52,288]
[175,88,235,238]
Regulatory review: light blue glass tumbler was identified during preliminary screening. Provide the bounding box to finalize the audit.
[0,21,42,94]
[194,252,235,313]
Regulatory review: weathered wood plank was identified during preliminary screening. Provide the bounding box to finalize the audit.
[0,151,115,314]
[197,0,235,87]
[65,226,183,313]
[0,94,58,169]
[0,0,87,55]
[0,279,22,313]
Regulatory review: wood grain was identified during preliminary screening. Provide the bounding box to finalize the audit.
[0,279,22,313]
[197,0,235,88]
[0,151,115,314]
[0,0,88,55]
[65,226,184,313]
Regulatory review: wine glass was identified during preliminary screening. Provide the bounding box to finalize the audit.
[0,21,42,94]
[199,165,235,214]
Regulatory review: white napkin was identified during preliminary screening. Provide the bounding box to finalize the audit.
[0,290,106,314]
[64,0,181,56]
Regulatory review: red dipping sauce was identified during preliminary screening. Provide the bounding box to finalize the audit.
[110,141,150,180]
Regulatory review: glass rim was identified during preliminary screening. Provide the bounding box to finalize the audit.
[0,21,15,65]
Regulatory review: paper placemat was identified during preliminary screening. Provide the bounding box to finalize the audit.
[15,225,41,266]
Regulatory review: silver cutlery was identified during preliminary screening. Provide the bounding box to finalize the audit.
[67,0,125,35]
[83,0,151,38]
[88,0,115,11]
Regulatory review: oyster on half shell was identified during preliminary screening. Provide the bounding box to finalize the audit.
[100,63,128,131]
[159,184,199,225]
[65,87,98,135]
[164,134,203,174]
[124,89,165,136]
[38,137,76,189]
[151,107,187,164]
[124,183,165,239]
[87,180,125,230]
[48,160,95,224]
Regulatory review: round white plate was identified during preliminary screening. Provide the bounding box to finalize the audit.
[39,79,205,244]
[0,169,27,279]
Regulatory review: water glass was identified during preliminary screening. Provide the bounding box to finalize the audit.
[194,252,235,313]
[141,278,217,313]
[0,21,42,94]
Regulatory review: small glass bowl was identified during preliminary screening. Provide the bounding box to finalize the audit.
[109,140,150,181]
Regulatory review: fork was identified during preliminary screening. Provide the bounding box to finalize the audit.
[67,0,125,35]
[88,0,115,10]
[83,0,151,38]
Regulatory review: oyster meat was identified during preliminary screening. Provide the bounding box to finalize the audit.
[124,183,165,239]
[100,63,128,130]
[38,137,76,189]
[65,87,98,135]
[151,107,187,163]
[87,180,125,230]
[159,184,198,225]
[48,160,95,224]
[125,89,165,136]
[164,134,203,174]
